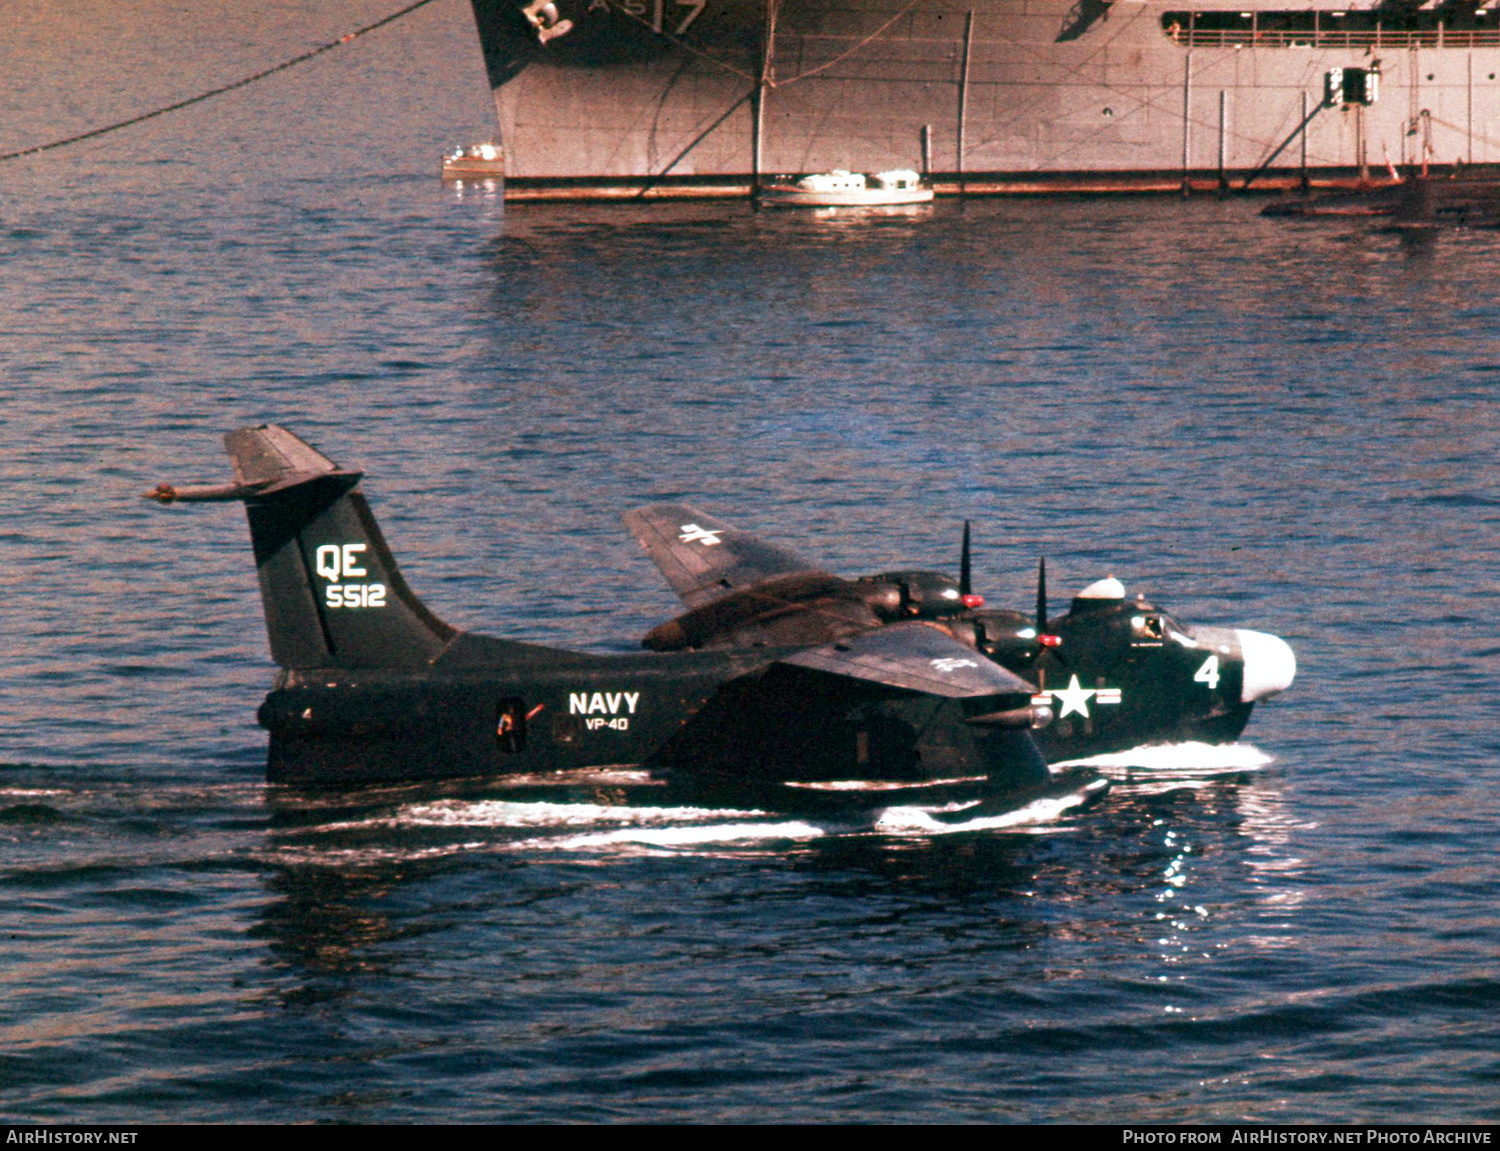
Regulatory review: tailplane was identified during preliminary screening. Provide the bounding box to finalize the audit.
[146,425,455,669]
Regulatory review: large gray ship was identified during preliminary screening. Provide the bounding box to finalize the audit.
[467,0,1500,197]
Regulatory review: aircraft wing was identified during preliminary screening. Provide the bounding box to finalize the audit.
[778,622,1035,699]
[623,503,825,609]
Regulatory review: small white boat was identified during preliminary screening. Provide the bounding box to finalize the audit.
[758,169,934,207]
[441,142,504,181]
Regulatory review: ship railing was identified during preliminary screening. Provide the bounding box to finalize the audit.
[1167,26,1500,49]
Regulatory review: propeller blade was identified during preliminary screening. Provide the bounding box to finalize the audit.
[958,521,984,608]
[1035,556,1048,635]
[959,521,972,597]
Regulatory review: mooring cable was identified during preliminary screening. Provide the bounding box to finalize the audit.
[0,0,439,163]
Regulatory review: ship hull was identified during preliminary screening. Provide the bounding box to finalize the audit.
[469,0,1500,196]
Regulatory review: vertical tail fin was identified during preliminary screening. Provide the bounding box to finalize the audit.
[147,426,455,669]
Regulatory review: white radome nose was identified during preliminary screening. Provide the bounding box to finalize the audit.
[1236,629,1296,702]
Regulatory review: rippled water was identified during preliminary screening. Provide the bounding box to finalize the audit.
[2,0,1499,1123]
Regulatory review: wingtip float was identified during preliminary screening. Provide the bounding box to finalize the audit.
[147,426,1294,811]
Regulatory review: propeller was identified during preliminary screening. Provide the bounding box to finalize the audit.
[1035,557,1062,652]
[960,521,971,596]
[952,525,1060,656]
[958,521,984,609]
[952,527,1060,684]
[1035,556,1047,634]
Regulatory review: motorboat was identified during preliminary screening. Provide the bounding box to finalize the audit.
[758,169,934,207]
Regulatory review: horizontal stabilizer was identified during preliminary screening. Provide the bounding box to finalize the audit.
[779,622,1036,699]
[225,425,342,488]
[624,503,821,609]
[144,425,359,504]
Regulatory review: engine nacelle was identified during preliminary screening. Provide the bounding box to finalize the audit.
[859,570,970,620]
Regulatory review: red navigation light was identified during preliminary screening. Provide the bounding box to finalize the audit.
[1038,634,1062,648]
[961,594,985,609]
